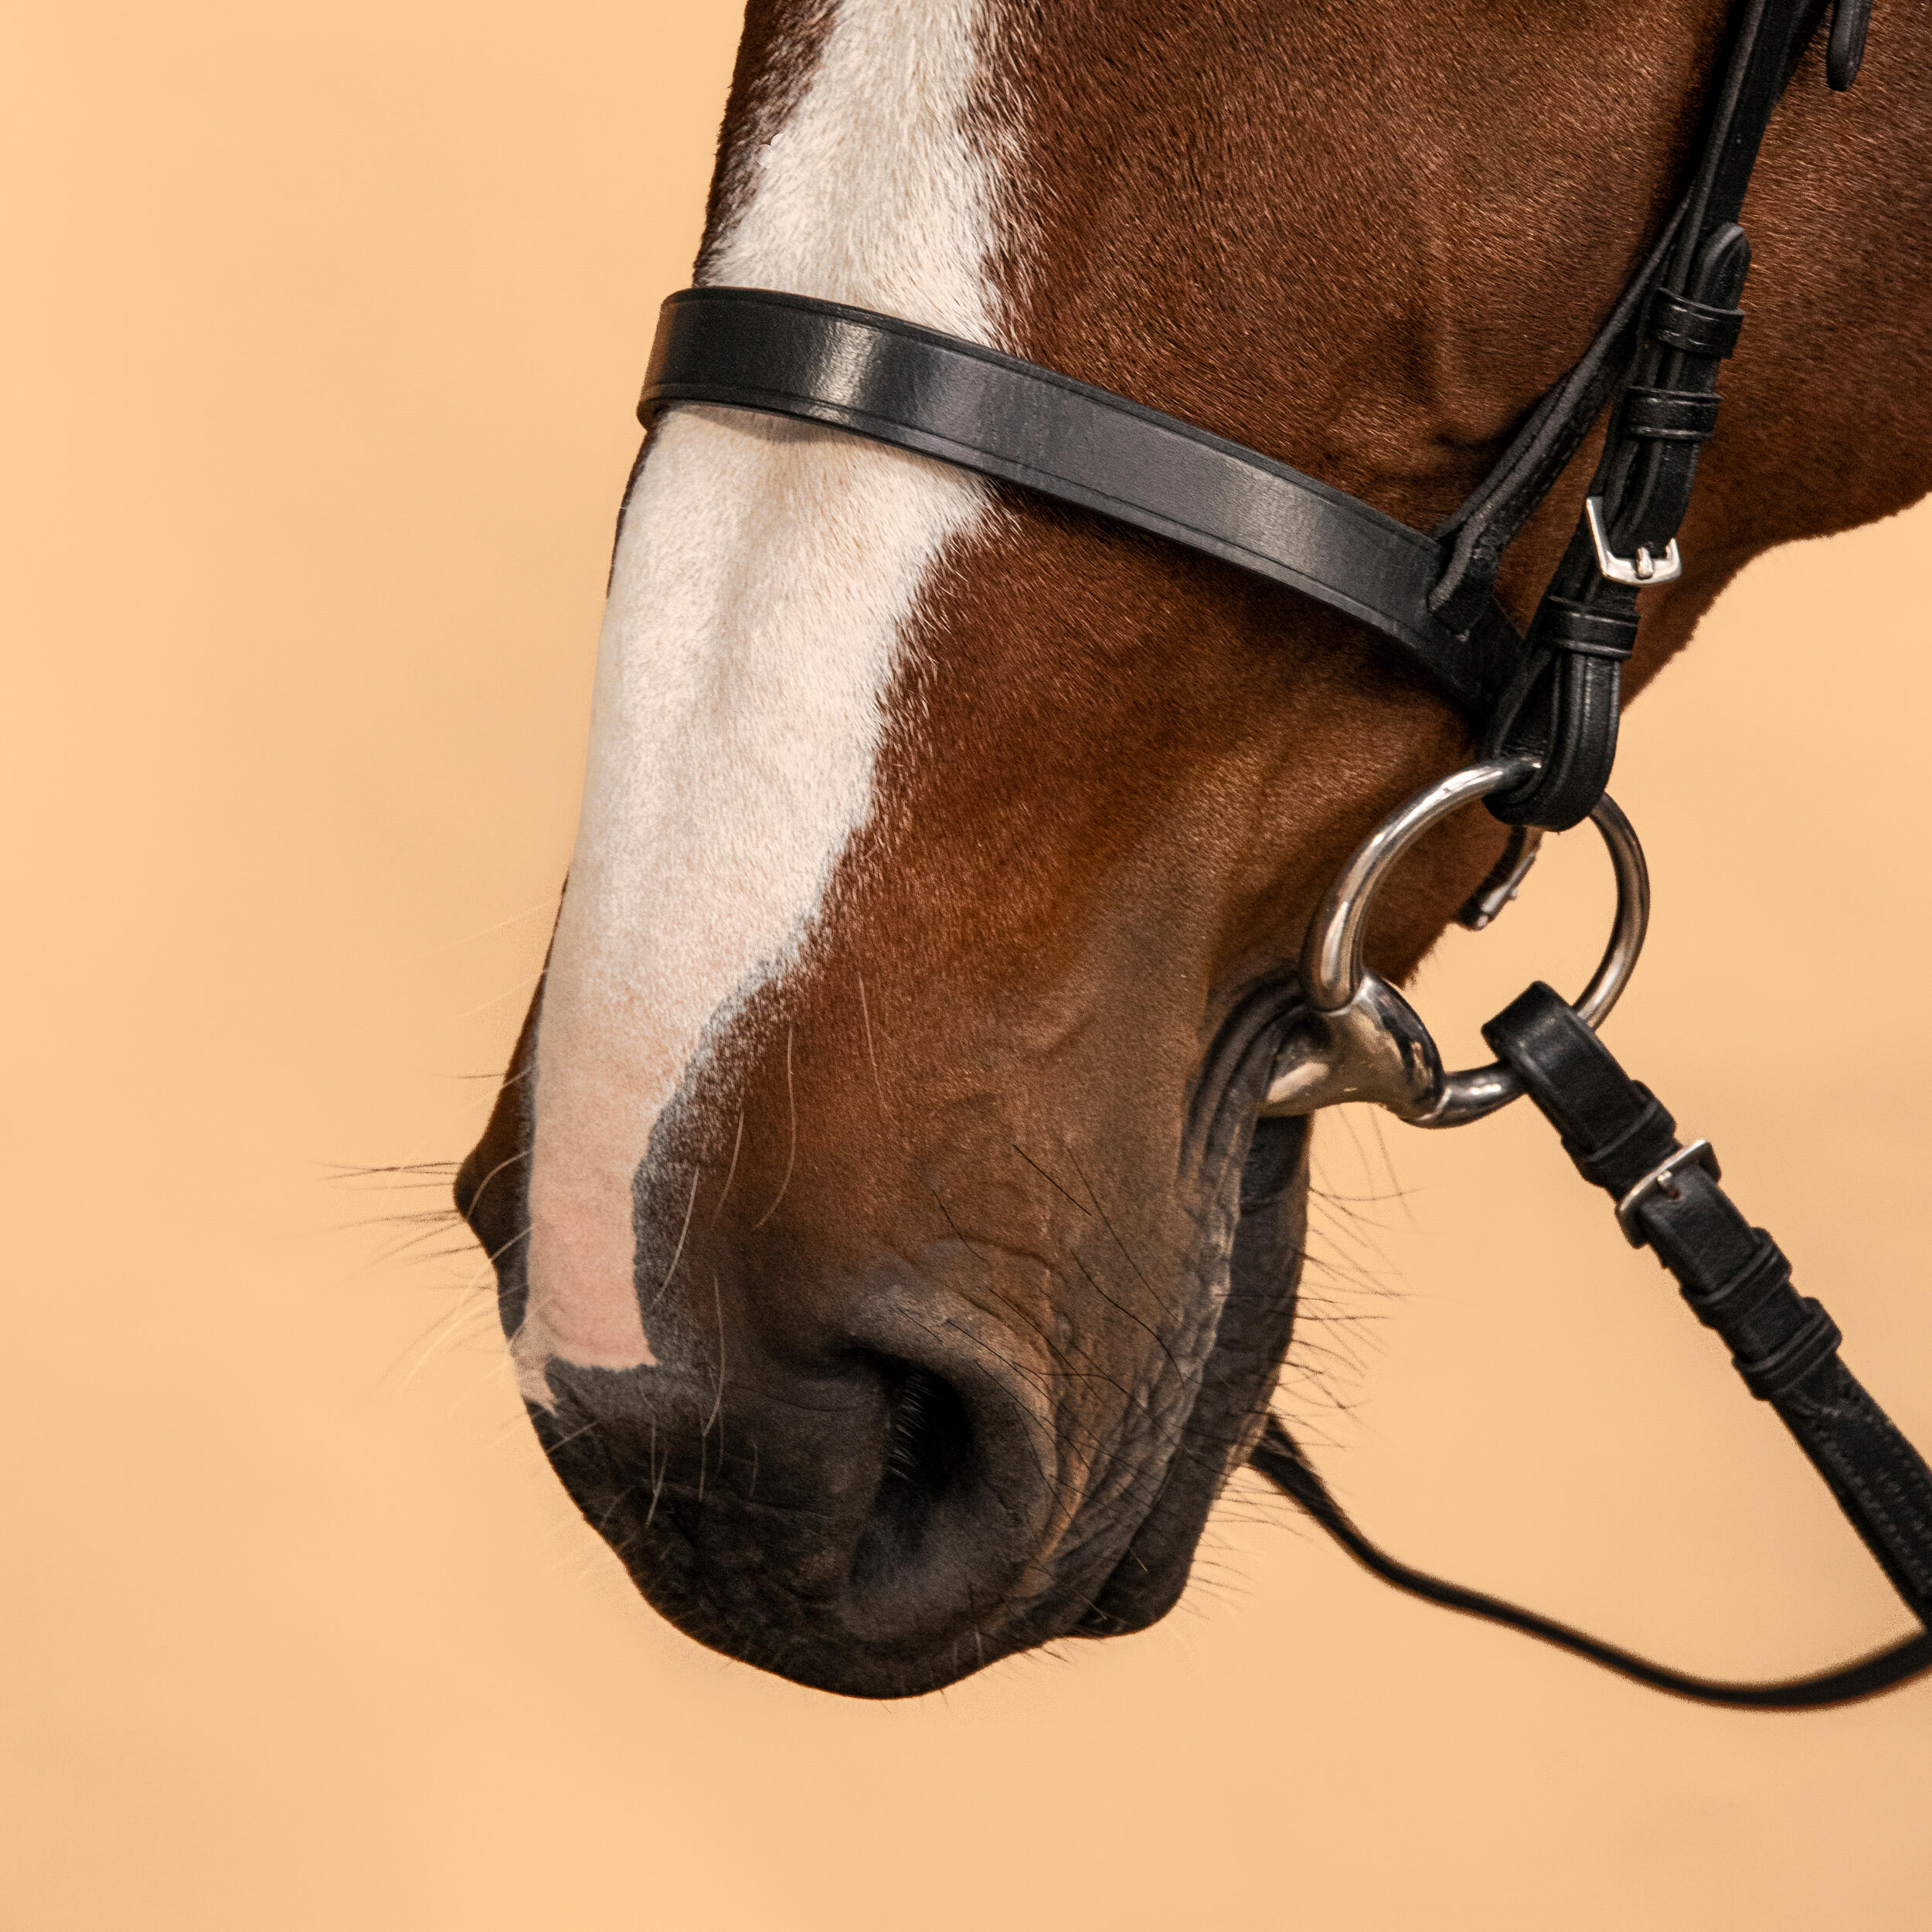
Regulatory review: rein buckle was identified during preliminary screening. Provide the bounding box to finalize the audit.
[1616,1138,1722,1247]
[1586,495,1683,587]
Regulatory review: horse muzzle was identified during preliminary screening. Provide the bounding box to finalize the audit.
[523,1249,1085,1699]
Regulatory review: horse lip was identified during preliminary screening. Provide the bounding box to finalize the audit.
[527,1250,1073,1692]
[502,973,1310,1693]
[1071,978,1312,1638]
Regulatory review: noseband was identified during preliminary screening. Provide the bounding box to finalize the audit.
[639,0,1932,1705]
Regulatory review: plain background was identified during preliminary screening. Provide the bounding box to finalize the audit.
[9,2,1931,1927]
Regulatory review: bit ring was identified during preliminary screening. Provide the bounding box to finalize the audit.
[1262,757,1650,1128]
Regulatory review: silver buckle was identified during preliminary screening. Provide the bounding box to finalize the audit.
[1585,495,1683,587]
[1615,1139,1721,1247]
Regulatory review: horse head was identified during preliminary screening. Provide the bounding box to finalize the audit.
[457,0,1932,1696]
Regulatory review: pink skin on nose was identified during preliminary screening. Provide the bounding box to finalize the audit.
[519,975,662,1406]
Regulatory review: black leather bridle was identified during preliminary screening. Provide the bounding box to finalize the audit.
[638,0,1932,1706]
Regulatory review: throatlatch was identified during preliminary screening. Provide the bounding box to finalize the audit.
[634,0,1932,1703]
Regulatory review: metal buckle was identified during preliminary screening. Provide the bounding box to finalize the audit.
[1585,495,1682,587]
[1614,1140,1722,1247]
[1260,758,1651,1131]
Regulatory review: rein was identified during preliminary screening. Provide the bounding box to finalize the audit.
[638,0,1932,1706]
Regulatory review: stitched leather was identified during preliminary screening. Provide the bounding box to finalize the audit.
[1610,226,1753,555]
[1242,978,1932,1709]
[1487,984,1932,1621]
[1739,1304,1844,1401]
[1426,202,1691,640]
[641,287,1525,719]
[1650,288,1746,358]
[1250,1416,1932,1708]
[1482,522,1640,829]
[1686,1233,1791,1329]
[1247,0,1918,1706]
[641,0,1848,835]
[1622,387,1725,440]
[1486,0,1813,831]
[1540,597,1641,659]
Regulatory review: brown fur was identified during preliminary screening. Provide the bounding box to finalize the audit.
[461,0,1932,1697]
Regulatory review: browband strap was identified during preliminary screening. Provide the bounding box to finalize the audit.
[641,286,1523,719]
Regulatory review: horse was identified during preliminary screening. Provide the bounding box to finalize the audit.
[456,0,1932,1699]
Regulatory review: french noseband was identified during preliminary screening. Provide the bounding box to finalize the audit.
[639,0,1932,1706]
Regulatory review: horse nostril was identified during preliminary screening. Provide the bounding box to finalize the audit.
[851,1360,974,1587]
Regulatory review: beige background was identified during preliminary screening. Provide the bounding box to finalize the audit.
[9,2,1931,1927]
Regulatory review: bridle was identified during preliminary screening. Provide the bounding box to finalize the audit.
[636,0,1932,1706]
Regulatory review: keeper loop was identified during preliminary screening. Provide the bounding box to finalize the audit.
[1738,1301,1844,1403]
[1566,1084,1676,1196]
[1539,596,1641,662]
[1650,287,1745,359]
[1622,386,1723,441]
[1684,1231,1792,1332]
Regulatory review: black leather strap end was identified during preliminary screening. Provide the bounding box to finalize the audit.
[1485,981,1932,1626]
[1481,983,1673,1189]
[1828,0,1871,87]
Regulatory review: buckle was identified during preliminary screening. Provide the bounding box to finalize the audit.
[1586,496,1683,587]
[1615,1139,1721,1247]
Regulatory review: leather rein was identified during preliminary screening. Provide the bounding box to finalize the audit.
[639,0,1932,1707]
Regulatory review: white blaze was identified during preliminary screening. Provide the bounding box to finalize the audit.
[518,0,1009,1400]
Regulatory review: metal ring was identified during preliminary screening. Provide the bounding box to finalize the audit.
[1262,757,1650,1128]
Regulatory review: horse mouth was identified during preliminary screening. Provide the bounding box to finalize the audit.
[479,980,1311,1699]
[1073,1108,1311,1638]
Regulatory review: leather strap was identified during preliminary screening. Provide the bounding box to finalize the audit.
[641,287,1524,719]
[1484,0,1832,829]
[1648,287,1747,359]
[641,0,1862,831]
[1426,200,1692,640]
[1485,984,1932,1617]
[1828,0,1872,87]
[1246,981,1932,1709]
[1251,1417,1932,1708]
